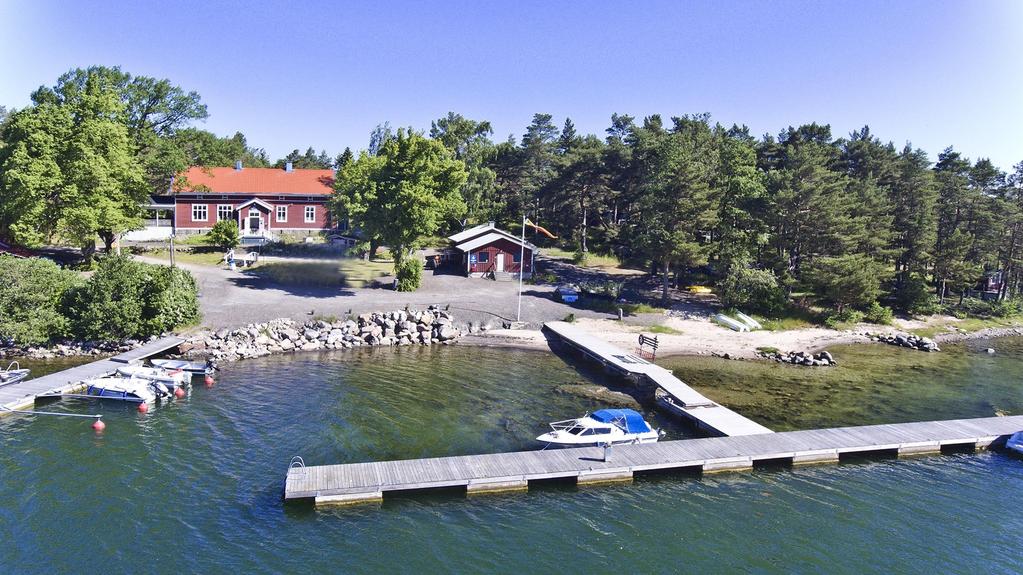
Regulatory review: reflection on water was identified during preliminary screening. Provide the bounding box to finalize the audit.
[1,344,1021,574]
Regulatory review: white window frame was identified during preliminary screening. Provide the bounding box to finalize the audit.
[192,204,208,222]
[276,205,287,222]
[304,206,316,223]
[216,204,232,221]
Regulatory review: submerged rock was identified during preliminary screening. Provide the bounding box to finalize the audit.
[554,384,641,409]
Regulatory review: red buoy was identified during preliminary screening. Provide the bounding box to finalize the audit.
[92,418,106,432]
[204,375,214,387]
[174,387,186,398]
[137,402,150,413]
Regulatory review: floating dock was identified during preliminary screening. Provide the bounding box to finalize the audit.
[0,336,184,412]
[285,414,1023,505]
[542,321,773,436]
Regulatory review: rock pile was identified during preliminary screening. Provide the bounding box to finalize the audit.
[760,349,836,367]
[0,338,150,359]
[867,332,939,352]
[178,306,463,362]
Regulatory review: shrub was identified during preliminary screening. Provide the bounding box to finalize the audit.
[205,220,240,250]
[0,256,82,345]
[563,313,576,323]
[862,301,894,325]
[394,257,423,291]
[572,250,589,265]
[716,266,785,314]
[63,256,200,340]
[823,308,863,329]
[990,298,1023,318]
[896,275,942,315]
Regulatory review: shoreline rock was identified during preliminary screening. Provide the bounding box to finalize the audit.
[177,305,463,363]
[865,332,939,352]
[0,337,155,360]
[758,349,836,367]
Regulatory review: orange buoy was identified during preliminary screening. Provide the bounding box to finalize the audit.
[138,402,150,413]
[204,375,214,387]
[174,387,186,398]
[92,418,106,432]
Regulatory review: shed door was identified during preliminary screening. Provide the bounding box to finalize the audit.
[496,253,505,272]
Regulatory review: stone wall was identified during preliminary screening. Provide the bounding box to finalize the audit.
[178,306,462,362]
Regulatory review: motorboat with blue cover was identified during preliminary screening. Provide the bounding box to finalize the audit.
[1007,431,1023,457]
[537,408,663,447]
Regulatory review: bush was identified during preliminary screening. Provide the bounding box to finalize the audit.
[394,257,423,292]
[896,275,942,315]
[563,313,576,323]
[0,256,82,345]
[63,256,201,340]
[205,220,240,250]
[823,308,863,329]
[572,250,589,265]
[990,298,1023,318]
[716,266,785,314]
[862,301,894,325]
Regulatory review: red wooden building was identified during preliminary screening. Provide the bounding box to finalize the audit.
[160,162,338,239]
[447,222,536,278]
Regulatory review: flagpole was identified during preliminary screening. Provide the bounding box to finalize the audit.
[517,212,526,322]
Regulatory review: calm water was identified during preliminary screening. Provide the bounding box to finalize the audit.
[2,344,1022,573]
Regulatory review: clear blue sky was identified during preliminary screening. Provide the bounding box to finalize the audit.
[2,0,1021,171]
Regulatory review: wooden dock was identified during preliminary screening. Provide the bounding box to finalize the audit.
[0,336,184,412]
[285,414,1023,505]
[542,321,773,436]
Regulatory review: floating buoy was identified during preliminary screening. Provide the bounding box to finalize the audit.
[138,402,150,413]
[204,375,214,387]
[174,387,186,398]
[92,418,106,432]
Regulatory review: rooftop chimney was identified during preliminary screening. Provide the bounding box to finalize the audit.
[285,161,293,173]
[234,160,243,171]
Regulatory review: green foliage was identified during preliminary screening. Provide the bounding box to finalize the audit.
[805,254,889,312]
[394,257,423,292]
[572,250,589,265]
[823,308,863,329]
[896,274,942,315]
[0,256,82,345]
[563,313,576,323]
[645,324,682,335]
[862,301,894,325]
[63,256,200,340]
[205,219,240,250]
[716,266,785,314]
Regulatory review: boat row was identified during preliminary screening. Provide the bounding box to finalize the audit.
[80,359,216,405]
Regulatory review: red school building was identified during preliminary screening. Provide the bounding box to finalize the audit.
[166,163,337,238]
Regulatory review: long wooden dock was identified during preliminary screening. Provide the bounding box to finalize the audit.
[542,321,773,436]
[0,336,184,412]
[286,414,1023,505]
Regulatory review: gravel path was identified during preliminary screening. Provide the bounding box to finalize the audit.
[134,255,618,330]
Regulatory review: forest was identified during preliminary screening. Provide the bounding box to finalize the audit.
[2,66,1022,319]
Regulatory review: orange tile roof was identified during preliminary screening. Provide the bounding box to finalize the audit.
[175,167,335,195]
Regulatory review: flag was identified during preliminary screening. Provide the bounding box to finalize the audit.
[525,218,557,239]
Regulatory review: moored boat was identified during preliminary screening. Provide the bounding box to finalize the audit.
[116,365,189,387]
[536,408,662,447]
[0,361,30,387]
[150,359,216,375]
[1007,431,1023,457]
[85,377,164,404]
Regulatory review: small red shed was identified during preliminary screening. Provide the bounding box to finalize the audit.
[448,223,536,278]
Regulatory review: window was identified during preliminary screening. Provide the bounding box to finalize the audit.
[276,205,287,222]
[192,204,208,222]
[513,251,522,263]
[476,251,489,263]
[216,205,232,221]
[304,206,316,223]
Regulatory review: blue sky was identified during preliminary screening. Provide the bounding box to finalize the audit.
[2,0,1021,171]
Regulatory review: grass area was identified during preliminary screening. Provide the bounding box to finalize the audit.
[543,247,637,274]
[146,248,226,266]
[910,316,1023,339]
[644,324,682,335]
[252,259,392,288]
[756,346,780,355]
[569,296,664,316]
[756,315,817,331]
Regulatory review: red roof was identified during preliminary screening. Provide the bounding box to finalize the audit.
[175,167,334,196]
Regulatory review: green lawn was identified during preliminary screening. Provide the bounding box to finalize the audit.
[252,259,392,288]
[145,248,226,266]
[643,324,682,335]
[542,247,640,275]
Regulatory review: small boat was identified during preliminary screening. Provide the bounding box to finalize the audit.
[712,314,749,332]
[537,408,662,447]
[1007,431,1023,457]
[0,361,30,387]
[555,284,579,303]
[150,359,217,375]
[85,377,165,404]
[115,365,189,387]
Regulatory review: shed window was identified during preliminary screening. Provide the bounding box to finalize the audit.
[476,251,489,263]
[192,204,208,222]
[304,206,316,223]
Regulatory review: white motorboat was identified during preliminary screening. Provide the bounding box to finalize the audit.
[0,361,30,387]
[85,377,165,404]
[116,365,189,387]
[536,408,663,447]
[1007,431,1023,457]
[150,359,216,375]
